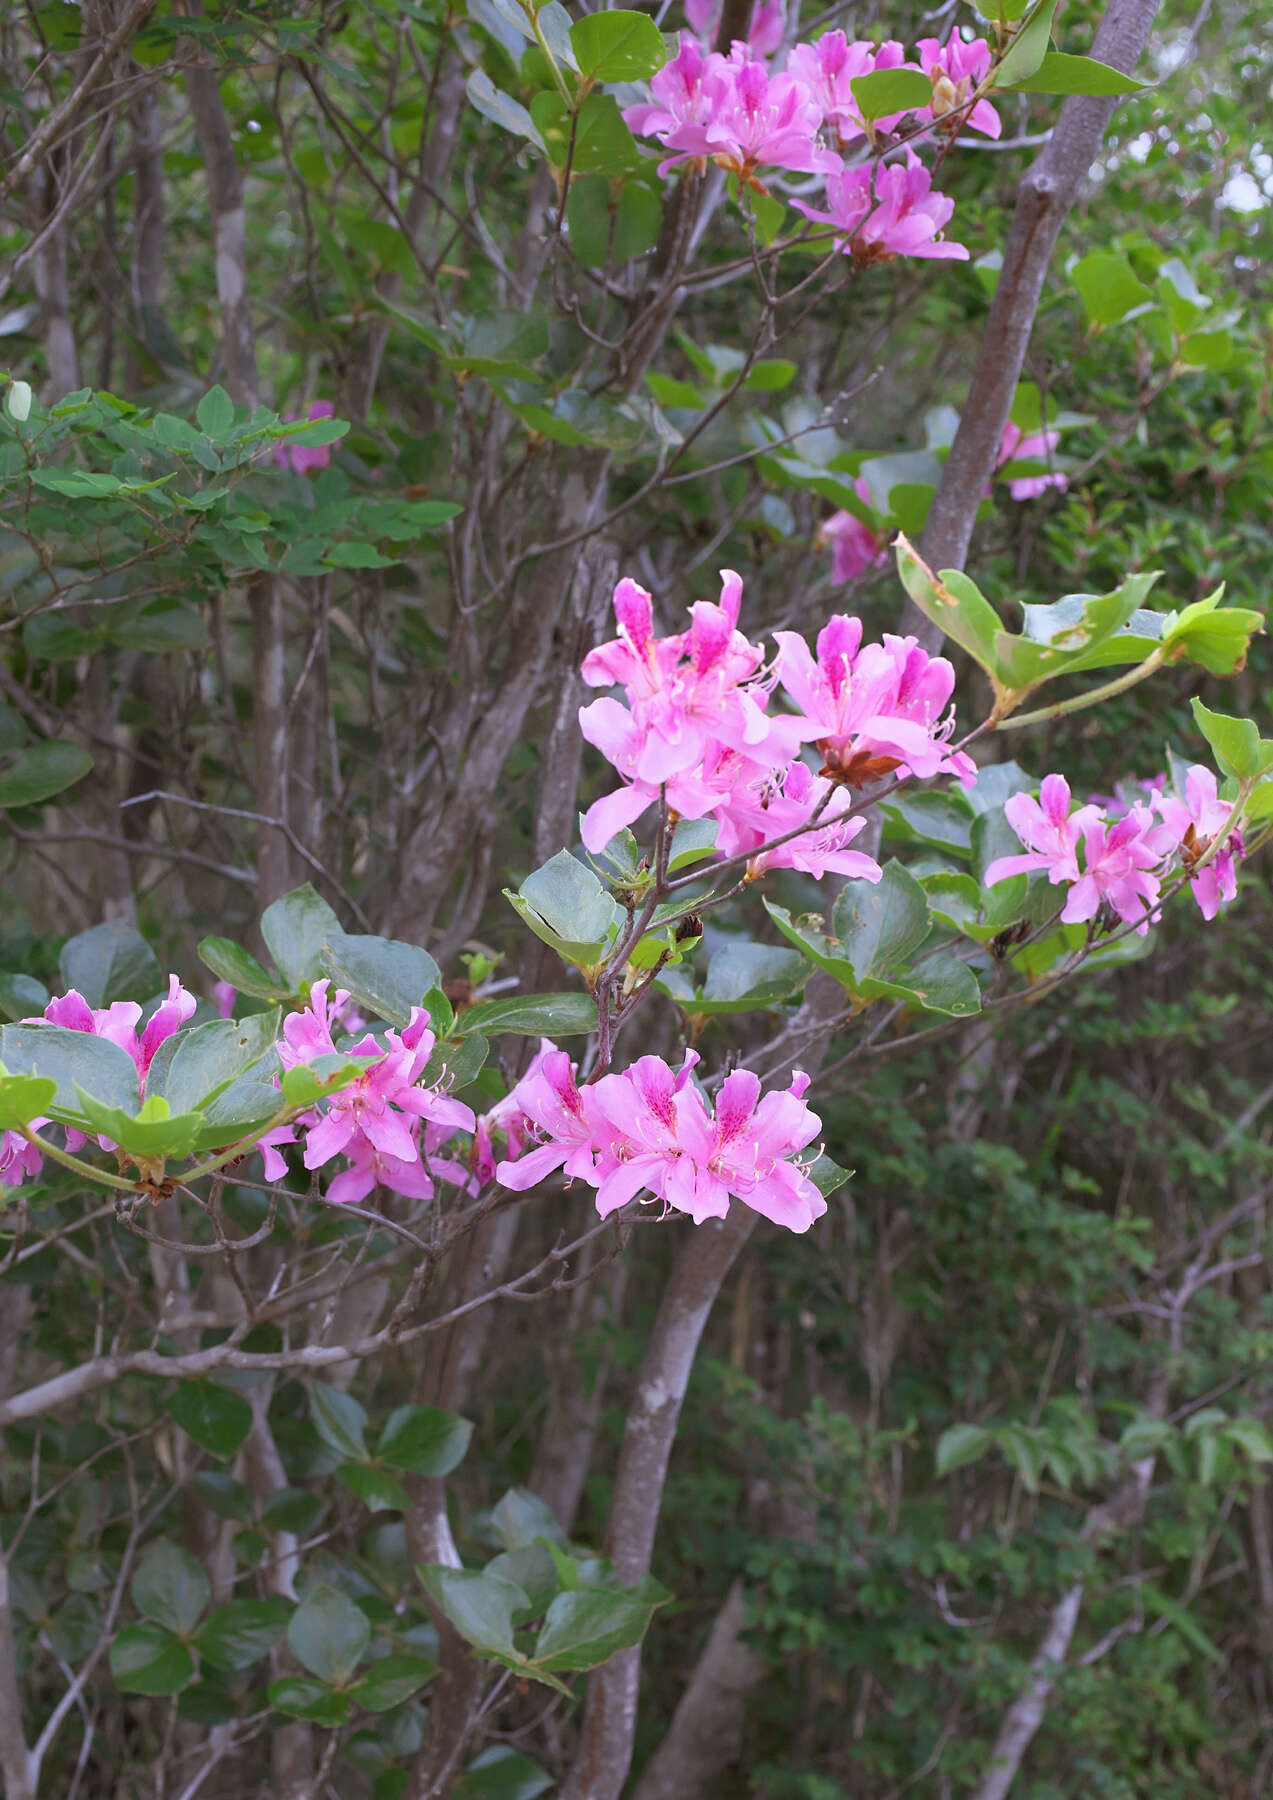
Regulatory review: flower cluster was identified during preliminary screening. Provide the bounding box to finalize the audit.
[622,19,998,262]
[270,980,474,1204]
[579,572,973,875]
[986,767,1245,933]
[0,976,198,1185]
[494,1047,827,1232]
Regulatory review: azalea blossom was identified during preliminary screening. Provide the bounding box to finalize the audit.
[648,55,842,183]
[623,37,715,142]
[915,33,1001,138]
[1155,764,1245,920]
[773,618,972,787]
[278,980,475,1201]
[494,1048,602,1191]
[674,1068,826,1231]
[785,32,907,143]
[714,756,885,882]
[793,152,968,264]
[0,1125,45,1189]
[984,775,1105,888]
[1063,806,1178,935]
[820,480,889,584]
[996,421,1067,501]
[272,400,335,476]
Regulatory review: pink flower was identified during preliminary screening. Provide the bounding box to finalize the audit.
[651,55,842,182]
[793,152,968,264]
[683,0,785,57]
[587,1051,706,1218]
[272,401,335,476]
[0,1128,44,1188]
[915,33,1001,138]
[579,572,801,852]
[773,619,969,786]
[40,976,196,1090]
[984,775,1104,887]
[820,481,888,583]
[672,1068,826,1231]
[786,34,913,142]
[1063,806,1178,935]
[214,981,236,1019]
[624,37,714,141]
[714,757,885,882]
[279,981,475,1202]
[1156,765,1244,921]
[495,1049,602,1191]
[996,422,1067,501]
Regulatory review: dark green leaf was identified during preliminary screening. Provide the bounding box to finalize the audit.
[287,1583,371,1684]
[111,1623,195,1695]
[529,93,644,176]
[532,1586,662,1671]
[196,936,288,1001]
[152,1011,281,1115]
[336,1464,411,1511]
[348,1653,437,1711]
[310,1383,370,1463]
[318,934,442,1029]
[0,1024,139,1118]
[261,885,345,991]
[197,386,235,436]
[935,1423,994,1476]
[131,1540,209,1635]
[0,973,48,1021]
[268,1676,352,1725]
[195,1597,292,1671]
[491,1487,567,1550]
[570,10,665,80]
[452,993,597,1038]
[168,1381,254,1460]
[59,921,161,1009]
[566,177,661,267]
[452,1747,554,1800]
[193,1472,254,1523]
[0,739,93,808]
[416,1567,528,1657]
[833,862,931,984]
[261,1487,327,1533]
[377,1405,474,1476]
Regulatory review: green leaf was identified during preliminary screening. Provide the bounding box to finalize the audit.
[310,1383,370,1463]
[288,1583,371,1684]
[450,310,550,379]
[195,1597,293,1671]
[151,1011,281,1115]
[60,921,161,1008]
[0,1024,139,1118]
[664,940,807,1016]
[108,598,208,654]
[279,1053,374,1109]
[466,69,548,151]
[452,992,598,1039]
[1162,587,1262,675]
[993,0,1059,86]
[893,535,1004,682]
[1072,250,1154,328]
[452,1747,554,1800]
[1141,1583,1224,1664]
[196,936,288,1001]
[318,934,442,1030]
[348,1653,437,1712]
[1223,1417,1273,1463]
[1003,49,1146,93]
[807,1153,852,1199]
[73,1089,206,1160]
[377,1405,474,1476]
[491,1486,568,1550]
[0,739,93,808]
[261,1487,327,1533]
[192,1473,255,1523]
[566,177,661,267]
[508,849,620,967]
[570,10,665,79]
[833,862,930,984]
[417,1567,528,1659]
[267,1676,352,1725]
[0,1072,55,1131]
[132,1540,210,1636]
[529,92,644,176]
[935,1423,994,1476]
[111,1623,196,1695]
[1190,698,1273,782]
[848,66,932,121]
[261,884,345,991]
[196,386,235,437]
[532,1586,663,1671]
[168,1381,254,1460]
[0,974,48,1022]
[336,1465,411,1512]
[742,359,797,392]
[422,1032,489,1094]
[879,791,974,856]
